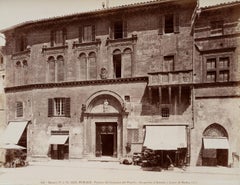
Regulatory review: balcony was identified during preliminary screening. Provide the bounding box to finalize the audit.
[148,70,193,86]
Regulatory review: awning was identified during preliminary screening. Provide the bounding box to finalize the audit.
[143,126,187,150]
[203,138,229,149]
[1,121,28,144]
[48,135,69,144]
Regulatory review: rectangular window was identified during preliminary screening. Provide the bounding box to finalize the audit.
[127,129,139,143]
[210,21,223,36]
[48,98,70,117]
[111,20,127,39]
[114,21,123,39]
[165,14,174,34]
[205,56,231,82]
[16,35,27,52]
[113,54,121,78]
[16,101,23,117]
[219,70,229,82]
[219,57,229,69]
[163,55,174,71]
[206,58,216,70]
[207,71,216,82]
[51,29,66,46]
[159,13,179,35]
[161,107,170,118]
[0,56,3,69]
[81,25,95,42]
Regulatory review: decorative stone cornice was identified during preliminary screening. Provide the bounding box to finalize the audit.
[106,34,137,46]
[42,44,68,53]
[72,39,101,49]
[11,49,31,60]
[5,76,148,93]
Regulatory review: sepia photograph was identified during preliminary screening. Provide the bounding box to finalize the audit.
[0,0,239,185]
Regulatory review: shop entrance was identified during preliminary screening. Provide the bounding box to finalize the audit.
[101,134,114,156]
[49,131,69,160]
[96,123,117,157]
[51,144,69,160]
[202,124,229,167]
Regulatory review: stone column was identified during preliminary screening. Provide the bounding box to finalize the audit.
[186,125,191,166]
[121,114,128,158]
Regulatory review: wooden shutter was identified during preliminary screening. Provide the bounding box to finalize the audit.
[63,28,67,45]
[109,21,114,39]
[65,98,71,117]
[92,25,96,41]
[123,20,127,38]
[48,98,54,117]
[50,30,55,47]
[174,13,180,33]
[158,15,164,35]
[16,102,23,117]
[79,26,83,43]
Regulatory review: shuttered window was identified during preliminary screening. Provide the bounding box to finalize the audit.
[80,25,96,43]
[50,28,66,46]
[48,98,71,117]
[159,13,180,34]
[16,101,23,117]
[111,20,127,39]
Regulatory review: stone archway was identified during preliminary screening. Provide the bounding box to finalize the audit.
[202,123,229,166]
[82,91,127,160]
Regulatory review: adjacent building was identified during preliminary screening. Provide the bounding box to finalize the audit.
[0,0,239,167]
[192,1,240,167]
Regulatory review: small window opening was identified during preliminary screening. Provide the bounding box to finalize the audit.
[114,21,123,39]
[113,54,121,78]
[161,107,170,118]
[165,14,174,34]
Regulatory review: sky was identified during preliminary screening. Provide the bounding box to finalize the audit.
[0,0,235,45]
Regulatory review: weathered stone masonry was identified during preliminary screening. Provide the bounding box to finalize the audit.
[1,0,240,167]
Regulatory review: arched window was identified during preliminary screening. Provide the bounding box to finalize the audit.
[88,52,97,80]
[113,49,121,78]
[22,60,28,84]
[79,53,87,80]
[48,56,55,82]
[202,123,229,167]
[15,61,22,85]
[57,55,64,82]
[122,48,132,78]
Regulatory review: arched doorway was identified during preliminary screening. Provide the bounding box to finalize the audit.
[202,123,229,166]
[83,91,126,159]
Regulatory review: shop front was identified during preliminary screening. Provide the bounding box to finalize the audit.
[202,123,229,167]
[143,125,188,168]
[48,131,69,160]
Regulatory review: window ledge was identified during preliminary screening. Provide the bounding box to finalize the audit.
[42,45,68,53]
[12,49,31,59]
[106,34,137,45]
[72,39,101,49]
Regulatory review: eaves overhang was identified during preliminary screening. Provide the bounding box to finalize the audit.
[200,0,240,12]
[0,0,195,33]
[4,76,148,93]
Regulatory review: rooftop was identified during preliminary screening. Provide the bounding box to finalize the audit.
[0,0,192,33]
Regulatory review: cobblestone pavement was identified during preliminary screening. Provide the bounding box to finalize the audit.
[0,161,239,185]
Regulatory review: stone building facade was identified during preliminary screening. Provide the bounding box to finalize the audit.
[0,47,6,162]
[192,1,240,167]
[0,0,239,167]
